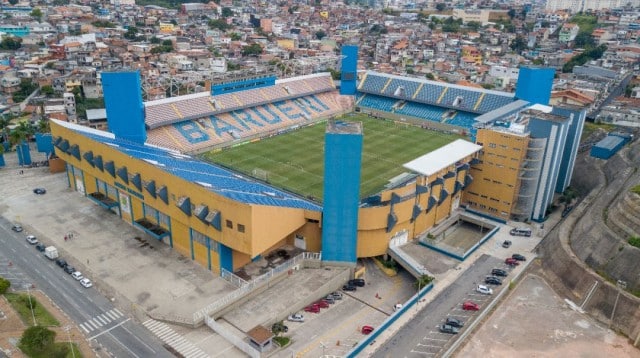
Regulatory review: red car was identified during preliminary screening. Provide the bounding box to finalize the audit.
[462,301,480,311]
[505,258,520,266]
[361,325,374,335]
[315,300,330,309]
[304,304,320,313]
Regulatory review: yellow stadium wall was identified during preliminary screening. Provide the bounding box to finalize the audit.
[462,129,528,219]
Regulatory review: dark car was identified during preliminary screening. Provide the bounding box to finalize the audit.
[33,188,47,195]
[491,268,508,277]
[342,284,357,291]
[271,322,288,334]
[55,258,67,268]
[35,243,46,252]
[512,253,526,261]
[64,265,75,274]
[445,317,464,328]
[485,276,503,285]
[439,324,459,334]
[349,278,366,287]
[11,223,23,232]
[502,240,512,248]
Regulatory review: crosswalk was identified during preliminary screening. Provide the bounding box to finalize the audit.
[143,319,209,358]
[79,308,124,334]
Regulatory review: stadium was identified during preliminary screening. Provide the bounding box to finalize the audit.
[49,46,585,279]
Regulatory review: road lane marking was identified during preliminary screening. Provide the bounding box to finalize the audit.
[120,325,156,354]
[88,318,130,340]
[80,323,90,333]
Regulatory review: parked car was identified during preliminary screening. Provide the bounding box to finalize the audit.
[33,188,46,195]
[342,284,356,291]
[330,292,343,300]
[11,224,23,232]
[505,258,520,266]
[445,317,464,328]
[323,295,335,304]
[485,276,503,285]
[71,271,84,280]
[25,235,38,245]
[476,284,493,295]
[502,240,512,248]
[491,268,508,277]
[349,278,366,287]
[361,325,374,335]
[315,300,330,309]
[55,258,67,268]
[35,243,46,252]
[393,303,403,312]
[271,322,288,334]
[287,313,304,322]
[512,253,526,261]
[439,324,459,334]
[79,278,93,288]
[304,304,320,313]
[462,301,480,311]
[64,265,76,274]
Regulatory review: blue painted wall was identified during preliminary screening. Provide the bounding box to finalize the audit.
[340,45,358,95]
[551,106,586,193]
[16,142,31,165]
[102,71,147,144]
[515,67,555,105]
[35,133,54,154]
[321,122,363,264]
[219,243,233,273]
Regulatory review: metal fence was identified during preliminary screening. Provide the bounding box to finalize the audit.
[221,268,248,288]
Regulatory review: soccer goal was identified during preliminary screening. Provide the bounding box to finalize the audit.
[252,168,270,181]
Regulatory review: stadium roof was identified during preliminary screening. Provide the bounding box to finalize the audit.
[402,139,482,177]
[474,99,530,123]
[53,120,322,211]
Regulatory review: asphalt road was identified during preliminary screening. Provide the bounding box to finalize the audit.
[372,254,504,358]
[0,216,173,358]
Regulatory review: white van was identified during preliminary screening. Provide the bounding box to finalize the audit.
[509,227,532,237]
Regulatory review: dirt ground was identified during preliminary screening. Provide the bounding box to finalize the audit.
[0,290,96,357]
[457,268,639,358]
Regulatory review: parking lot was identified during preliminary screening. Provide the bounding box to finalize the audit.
[457,272,639,357]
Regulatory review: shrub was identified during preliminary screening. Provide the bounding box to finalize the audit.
[19,326,56,354]
[273,336,290,347]
[23,295,37,310]
[628,236,640,248]
[0,277,10,294]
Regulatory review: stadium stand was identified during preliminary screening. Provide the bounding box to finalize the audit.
[78,128,322,211]
[395,101,448,122]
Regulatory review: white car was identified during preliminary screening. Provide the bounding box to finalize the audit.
[287,313,304,322]
[393,303,403,312]
[79,278,92,288]
[476,284,493,295]
[26,235,38,245]
[71,271,84,281]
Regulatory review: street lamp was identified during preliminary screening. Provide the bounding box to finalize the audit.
[25,284,36,326]
[65,325,76,358]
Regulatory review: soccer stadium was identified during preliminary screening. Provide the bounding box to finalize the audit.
[49,46,585,288]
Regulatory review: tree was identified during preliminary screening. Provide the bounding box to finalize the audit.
[19,326,56,353]
[0,277,10,294]
[241,43,263,57]
[40,85,54,97]
[466,21,481,32]
[208,19,231,31]
[8,0,18,4]
[0,36,22,50]
[37,119,50,133]
[230,32,241,41]
[435,3,446,11]
[315,30,326,40]
[574,32,595,48]
[150,36,161,44]
[123,26,139,40]
[425,73,435,80]
[507,9,517,19]
[221,7,233,17]
[414,275,434,291]
[510,35,528,53]
[30,8,42,22]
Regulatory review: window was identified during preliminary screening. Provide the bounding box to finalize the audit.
[237,224,245,233]
[488,143,496,148]
[192,230,207,246]
[226,220,233,229]
[159,211,170,228]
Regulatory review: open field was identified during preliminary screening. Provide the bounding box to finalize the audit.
[202,114,461,200]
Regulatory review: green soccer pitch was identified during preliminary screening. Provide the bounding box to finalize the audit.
[202,114,461,201]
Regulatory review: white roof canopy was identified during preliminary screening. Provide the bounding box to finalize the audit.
[403,139,482,176]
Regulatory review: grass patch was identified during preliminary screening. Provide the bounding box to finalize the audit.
[628,236,640,249]
[4,293,60,327]
[20,342,82,358]
[631,185,640,195]
[203,114,461,200]
[273,336,290,347]
[581,122,615,142]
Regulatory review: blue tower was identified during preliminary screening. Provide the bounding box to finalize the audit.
[551,105,586,193]
[340,45,358,95]
[321,121,363,265]
[101,70,147,144]
[515,67,555,105]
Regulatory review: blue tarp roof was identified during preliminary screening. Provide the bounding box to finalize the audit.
[77,130,322,211]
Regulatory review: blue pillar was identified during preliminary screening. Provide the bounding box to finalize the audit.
[0,154,4,167]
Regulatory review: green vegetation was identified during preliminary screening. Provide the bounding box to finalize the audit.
[241,43,263,56]
[208,19,232,31]
[581,122,615,142]
[5,293,60,327]
[151,40,174,54]
[0,36,22,50]
[203,115,460,200]
[375,256,397,270]
[0,276,10,294]
[273,336,290,347]
[18,326,82,358]
[414,275,434,290]
[631,185,640,195]
[569,13,598,35]
[12,79,38,103]
[629,236,640,248]
[91,20,116,28]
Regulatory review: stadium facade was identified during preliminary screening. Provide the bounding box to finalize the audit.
[50,60,585,274]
